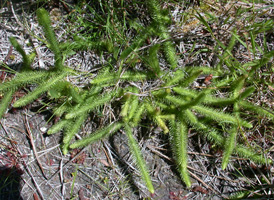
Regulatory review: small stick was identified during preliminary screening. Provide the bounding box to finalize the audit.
[187,170,227,198]
[147,144,172,161]
[16,146,45,200]
[60,158,66,198]
[33,193,39,200]
[24,115,48,180]
[48,146,87,181]
[102,142,114,167]
[9,1,24,28]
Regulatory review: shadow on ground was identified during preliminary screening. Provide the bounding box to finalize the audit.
[0,166,23,200]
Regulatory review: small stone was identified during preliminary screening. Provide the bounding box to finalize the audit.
[40,127,47,133]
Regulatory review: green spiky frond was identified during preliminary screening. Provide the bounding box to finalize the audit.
[69,122,123,149]
[170,120,191,187]
[13,72,68,107]
[47,119,70,135]
[90,70,149,85]
[124,123,155,194]
[146,0,178,69]
[62,114,88,155]
[37,8,63,70]
[65,91,115,119]
[0,90,13,119]
[0,71,51,92]
[9,37,34,71]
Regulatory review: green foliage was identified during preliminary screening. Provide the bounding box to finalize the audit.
[13,72,67,107]
[147,0,178,69]
[0,71,50,92]
[69,122,123,149]
[37,8,63,70]
[90,70,148,85]
[124,123,154,194]
[170,120,191,187]
[9,37,34,71]
[0,90,13,119]
[0,0,273,195]
[62,114,88,155]
[47,119,70,135]
[65,91,114,119]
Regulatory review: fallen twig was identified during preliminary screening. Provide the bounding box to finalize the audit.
[24,114,48,180]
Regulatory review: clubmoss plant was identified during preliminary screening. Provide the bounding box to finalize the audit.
[0,1,273,196]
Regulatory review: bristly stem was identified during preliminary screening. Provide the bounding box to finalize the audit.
[37,8,63,71]
[124,123,155,194]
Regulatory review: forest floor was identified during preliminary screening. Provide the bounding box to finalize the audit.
[0,1,274,200]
